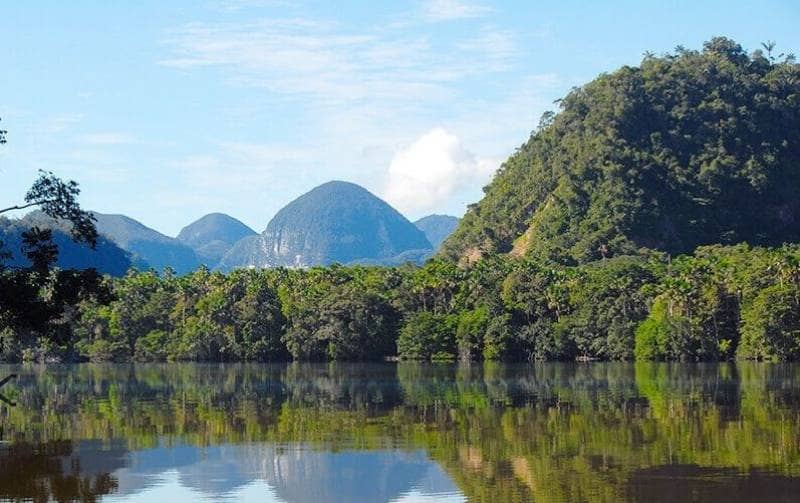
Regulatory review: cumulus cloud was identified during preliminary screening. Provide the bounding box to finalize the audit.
[383,128,497,215]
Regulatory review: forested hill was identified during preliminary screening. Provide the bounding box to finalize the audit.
[442,37,800,265]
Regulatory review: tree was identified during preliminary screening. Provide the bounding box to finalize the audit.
[397,311,456,361]
[0,170,97,246]
[0,125,107,361]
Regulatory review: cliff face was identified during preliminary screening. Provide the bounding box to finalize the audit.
[219,181,432,270]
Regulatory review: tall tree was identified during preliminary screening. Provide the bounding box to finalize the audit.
[0,121,109,361]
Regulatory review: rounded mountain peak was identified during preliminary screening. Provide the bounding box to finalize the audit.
[261,181,432,267]
[178,213,256,248]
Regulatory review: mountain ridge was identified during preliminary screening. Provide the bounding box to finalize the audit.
[94,213,199,274]
[219,181,432,270]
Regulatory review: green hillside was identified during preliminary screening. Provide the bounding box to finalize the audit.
[442,38,800,265]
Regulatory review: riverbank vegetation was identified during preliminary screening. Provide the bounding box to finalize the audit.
[2,38,800,363]
[2,243,798,362]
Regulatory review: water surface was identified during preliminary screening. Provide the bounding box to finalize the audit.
[0,362,798,502]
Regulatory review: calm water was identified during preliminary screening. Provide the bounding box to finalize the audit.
[0,363,798,502]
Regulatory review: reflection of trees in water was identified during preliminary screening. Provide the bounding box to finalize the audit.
[626,464,800,502]
[0,440,121,502]
[0,362,799,502]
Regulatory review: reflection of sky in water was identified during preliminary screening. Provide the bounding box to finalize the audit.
[102,443,465,503]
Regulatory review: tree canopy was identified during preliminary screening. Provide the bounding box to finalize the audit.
[442,38,800,265]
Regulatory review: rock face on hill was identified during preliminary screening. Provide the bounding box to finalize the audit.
[215,235,266,272]
[414,214,460,250]
[442,37,800,265]
[93,213,199,274]
[218,181,432,270]
[177,213,256,267]
[0,214,133,276]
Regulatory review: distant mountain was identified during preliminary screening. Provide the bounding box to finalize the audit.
[0,214,133,276]
[177,213,256,267]
[215,235,265,272]
[218,181,432,270]
[347,248,434,267]
[93,213,199,274]
[414,214,460,250]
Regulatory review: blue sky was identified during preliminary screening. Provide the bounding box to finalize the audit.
[1,0,798,235]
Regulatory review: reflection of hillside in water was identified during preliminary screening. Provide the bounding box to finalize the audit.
[1,363,800,502]
[112,444,459,502]
[0,440,125,502]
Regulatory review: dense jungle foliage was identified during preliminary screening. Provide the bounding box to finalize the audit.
[442,38,800,264]
[2,243,799,363]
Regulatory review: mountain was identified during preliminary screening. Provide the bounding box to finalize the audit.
[414,215,460,250]
[93,213,199,274]
[0,214,133,276]
[218,181,432,270]
[215,235,265,272]
[177,213,257,267]
[442,38,800,265]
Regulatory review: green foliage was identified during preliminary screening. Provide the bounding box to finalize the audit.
[0,167,111,358]
[739,284,800,360]
[134,329,170,361]
[634,298,671,360]
[443,38,800,264]
[455,307,489,360]
[3,243,795,363]
[397,311,456,360]
[482,314,513,360]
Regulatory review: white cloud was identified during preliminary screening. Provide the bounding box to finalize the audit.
[383,128,497,215]
[80,132,136,145]
[422,0,491,21]
[160,18,515,107]
[158,13,561,221]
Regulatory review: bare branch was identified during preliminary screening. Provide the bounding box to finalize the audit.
[0,200,55,215]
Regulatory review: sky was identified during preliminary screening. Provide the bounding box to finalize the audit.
[1,0,798,236]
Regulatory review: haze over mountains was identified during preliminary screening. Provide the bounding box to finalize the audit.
[413,215,460,250]
[93,213,200,275]
[3,181,458,275]
[0,212,133,276]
